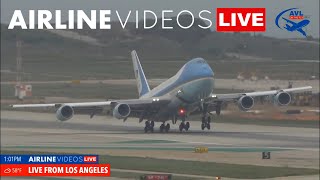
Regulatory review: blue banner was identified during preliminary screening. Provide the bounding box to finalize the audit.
[1,155,99,164]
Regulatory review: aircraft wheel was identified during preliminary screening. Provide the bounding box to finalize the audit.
[207,123,211,130]
[201,116,206,123]
[216,106,221,115]
[144,121,151,133]
[185,122,190,131]
[150,121,155,128]
[165,123,170,133]
[179,122,185,132]
[160,123,165,133]
[201,123,206,130]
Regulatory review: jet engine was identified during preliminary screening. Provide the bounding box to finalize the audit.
[113,104,131,119]
[238,95,254,111]
[273,92,291,106]
[56,105,74,121]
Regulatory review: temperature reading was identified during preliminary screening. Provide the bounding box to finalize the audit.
[12,168,22,173]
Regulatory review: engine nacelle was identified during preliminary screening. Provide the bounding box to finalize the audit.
[56,105,74,121]
[273,92,291,106]
[113,103,131,119]
[238,96,254,111]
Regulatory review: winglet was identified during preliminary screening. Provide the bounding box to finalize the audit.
[131,50,150,97]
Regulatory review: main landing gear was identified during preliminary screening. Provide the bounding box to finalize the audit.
[160,123,170,133]
[144,120,171,133]
[144,120,154,133]
[200,103,213,131]
[201,115,211,130]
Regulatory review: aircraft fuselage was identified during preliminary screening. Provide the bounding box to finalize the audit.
[141,58,215,121]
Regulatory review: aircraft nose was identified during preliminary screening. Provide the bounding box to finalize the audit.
[202,64,214,76]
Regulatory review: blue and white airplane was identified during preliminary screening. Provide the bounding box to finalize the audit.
[282,17,310,37]
[12,50,312,133]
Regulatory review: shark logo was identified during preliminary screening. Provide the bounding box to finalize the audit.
[275,8,310,37]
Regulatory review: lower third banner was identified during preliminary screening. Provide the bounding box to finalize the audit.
[1,164,110,176]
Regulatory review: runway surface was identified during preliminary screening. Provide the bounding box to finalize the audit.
[1,110,319,170]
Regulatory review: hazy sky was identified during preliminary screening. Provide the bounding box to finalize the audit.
[1,0,319,38]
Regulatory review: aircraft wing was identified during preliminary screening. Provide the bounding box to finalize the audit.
[11,102,111,108]
[11,98,171,113]
[206,86,312,102]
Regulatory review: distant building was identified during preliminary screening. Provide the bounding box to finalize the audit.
[15,84,32,100]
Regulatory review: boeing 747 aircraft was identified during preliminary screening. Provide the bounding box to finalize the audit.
[12,51,312,133]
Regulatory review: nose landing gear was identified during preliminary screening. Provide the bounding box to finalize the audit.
[179,118,190,132]
[177,108,190,132]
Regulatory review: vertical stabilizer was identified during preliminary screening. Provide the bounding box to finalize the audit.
[131,50,150,97]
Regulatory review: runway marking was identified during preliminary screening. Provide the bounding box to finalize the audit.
[187,141,233,146]
[2,127,236,145]
[111,140,180,144]
[185,141,319,151]
[2,127,318,151]
[112,168,215,179]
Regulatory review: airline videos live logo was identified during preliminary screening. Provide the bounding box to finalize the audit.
[83,156,97,163]
[217,8,266,32]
